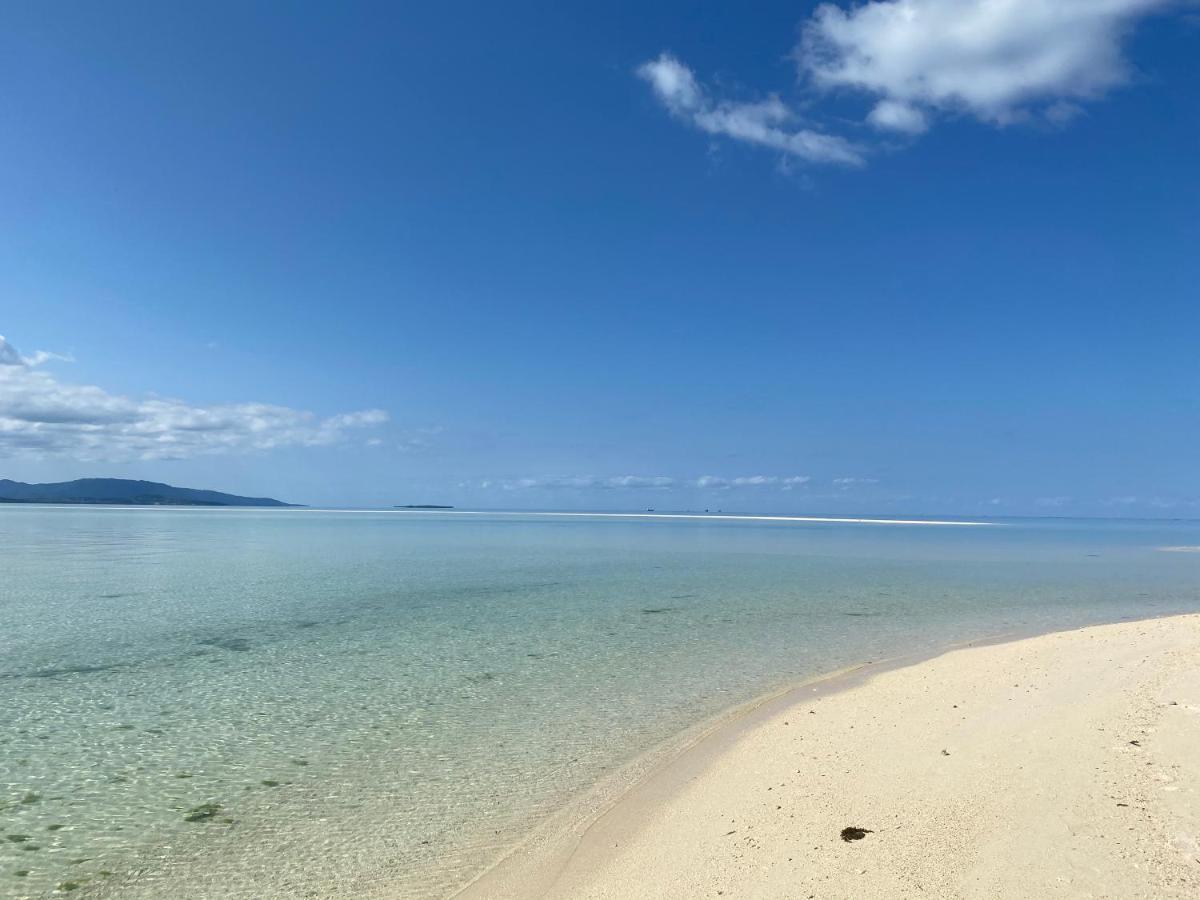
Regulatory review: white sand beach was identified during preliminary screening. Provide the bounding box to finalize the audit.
[463,614,1200,899]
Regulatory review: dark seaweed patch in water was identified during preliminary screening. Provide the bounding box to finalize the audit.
[3,661,126,680]
[439,581,563,601]
[465,672,497,684]
[294,617,350,632]
[199,637,253,653]
[183,803,222,822]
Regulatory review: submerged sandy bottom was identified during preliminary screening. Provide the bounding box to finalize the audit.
[465,614,1200,899]
[6,508,1199,898]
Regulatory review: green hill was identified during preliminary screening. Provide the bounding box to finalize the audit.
[0,478,297,507]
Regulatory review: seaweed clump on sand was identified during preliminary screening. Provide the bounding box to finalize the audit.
[199,637,253,653]
[840,826,873,841]
[183,802,222,822]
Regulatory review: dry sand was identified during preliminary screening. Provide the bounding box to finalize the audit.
[461,614,1200,899]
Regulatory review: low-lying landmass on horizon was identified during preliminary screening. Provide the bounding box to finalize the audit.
[0,477,296,507]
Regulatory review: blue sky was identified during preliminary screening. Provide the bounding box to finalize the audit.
[1,1,1197,514]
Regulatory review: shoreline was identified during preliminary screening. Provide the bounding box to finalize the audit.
[1,505,995,525]
[456,611,1200,898]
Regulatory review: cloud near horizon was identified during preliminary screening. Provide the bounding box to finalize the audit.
[475,474,822,492]
[0,335,387,461]
[489,475,680,491]
[695,474,812,490]
[833,476,881,488]
[640,0,1174,163]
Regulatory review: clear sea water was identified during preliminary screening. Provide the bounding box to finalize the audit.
[2,507,1198,898]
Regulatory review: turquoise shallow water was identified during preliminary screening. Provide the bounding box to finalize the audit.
[2,507,1198,898]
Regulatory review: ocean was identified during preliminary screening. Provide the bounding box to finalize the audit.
[2,507,1197,898]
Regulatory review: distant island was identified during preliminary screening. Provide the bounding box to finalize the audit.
[394,504,455,509]
[0,478,298,507]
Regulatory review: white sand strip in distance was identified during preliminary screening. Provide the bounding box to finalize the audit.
[392,510,994,526]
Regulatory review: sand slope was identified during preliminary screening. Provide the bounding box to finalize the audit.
[464,614,1200,899]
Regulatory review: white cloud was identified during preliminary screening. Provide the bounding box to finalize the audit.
[695,474,812,490]
[1034,495,1071,508]
[476,474,814,492]
[866,99,929,134]
[492,475,679,491]
[639,1,1174,162]
[637,54,864,166]
[0,339,23,366]
[0,335,387,461]
[1098,495,1199,510]
[832,476,880,488]
[1104,494,1141,505]
[0,336,72,368]
[607,474,677,488]
[801,0,1169,127]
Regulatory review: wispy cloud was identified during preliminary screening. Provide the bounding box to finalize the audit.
[637,54,864,166]
[638,0,1174,165]
[695,475,812,490]
[489,475,679,491]
[1034,495,1072,508]
[833,476,880,488]
[472,474,820,492]
[396,426,444,453]
[0,334,387,461]
[1103,494,1199,510]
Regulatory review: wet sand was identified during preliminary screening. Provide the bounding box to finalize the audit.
[460,614,1200,898]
